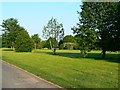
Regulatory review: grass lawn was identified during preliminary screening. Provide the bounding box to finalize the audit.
[2,48,119,88]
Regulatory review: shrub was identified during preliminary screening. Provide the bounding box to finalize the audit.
[15,28,33,52]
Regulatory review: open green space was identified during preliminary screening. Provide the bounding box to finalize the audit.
[2,48,119,88]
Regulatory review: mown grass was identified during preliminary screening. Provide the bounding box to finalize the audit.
[2,48,119,89]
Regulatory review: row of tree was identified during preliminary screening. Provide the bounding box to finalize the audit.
[0,18,77,52]
[1,2,120,58]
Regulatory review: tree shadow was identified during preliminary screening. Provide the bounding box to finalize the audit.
[46,51,120,63]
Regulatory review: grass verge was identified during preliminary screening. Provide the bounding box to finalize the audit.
[2,49,119,88]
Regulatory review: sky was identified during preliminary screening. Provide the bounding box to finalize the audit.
[1,1,82,39]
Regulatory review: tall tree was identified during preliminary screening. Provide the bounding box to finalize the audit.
[15,27,33,52]
[72,2,97,57]
[72,2,120,58]
[31,34,41,49]
[42,17,64,54]
[1,18,33,52]
[1,18,20,49]
[92,2,120,58]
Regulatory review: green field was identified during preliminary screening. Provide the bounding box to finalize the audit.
[2,48,119,88]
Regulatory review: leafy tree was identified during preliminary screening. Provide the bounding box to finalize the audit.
[58,40,64,49]
[1,18,20,49]
[0,35,2,48]
[93,2,120,58]
[94,2,120,58]
[1,18,33,52]
[72,3,97,57]
[1,32,10,48]
[45,37,58,49]
[58,35,79,50]
[63,35,77,50]
[31,34,41,49]
[42,17,64,54]
[39,40,47,49]
[63,35,75,43]
[15,27,33,52]
[72,2,120,58]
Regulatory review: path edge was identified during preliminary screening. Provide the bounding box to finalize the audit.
[2,60,65,89]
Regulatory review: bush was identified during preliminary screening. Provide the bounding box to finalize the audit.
[15,28,33,52]
[2,48,14,51]
[59,44,64,49]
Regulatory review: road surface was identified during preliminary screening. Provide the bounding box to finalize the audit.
[2,61,63,89]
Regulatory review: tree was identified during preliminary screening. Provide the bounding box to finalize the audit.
[39,40,47,49]
[15,27,33,52]
[1,18,33,52]
[95,2,120,58]
[72,2,120,58]
[1,18,20,49]
[63,35,75,43]
[63,35,77,50]
[0,35,2,48]
[91,2,120,58]
[58,40,64,49]
[42,17,64,54]
[45,37,58,49]
[1,32,11,48]
[31,34,41,49]
[72,3,97,57]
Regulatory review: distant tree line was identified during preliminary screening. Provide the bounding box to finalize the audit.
[0,2,120,58]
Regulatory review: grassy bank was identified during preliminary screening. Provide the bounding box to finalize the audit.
[2,48,119,88]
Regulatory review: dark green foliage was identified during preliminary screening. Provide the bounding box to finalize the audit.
[2,48,14,51]
[1,32,11,48]
[15,27,33,52]
[72,2,97,56]
[31,34,41,49]
[0,36,2,48]
[59,44,64,49]
[45,37,58,49]
[1,18,33,52]
[91,2,120,58]
[72,2,120,58]
[63,35,75,43]
[63,35,77,50]
[1,18,20,48]
[58,35,79,50]
[58,40,64,49]
[39,40,47,49]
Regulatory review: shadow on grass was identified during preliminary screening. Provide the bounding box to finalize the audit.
[2,48,14,51]
[46,52,120,63]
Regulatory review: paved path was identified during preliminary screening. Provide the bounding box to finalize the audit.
[2,61,63,89]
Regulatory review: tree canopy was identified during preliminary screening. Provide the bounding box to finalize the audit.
[1,18,20,49]
[72,2,120,58]
[1,18,33,52]
[42,17,64,54]
[15,27,33,52]
[31,34,41,49]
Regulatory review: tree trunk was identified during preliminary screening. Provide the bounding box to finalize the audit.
[53,48,56,55]
[102,49,106,58]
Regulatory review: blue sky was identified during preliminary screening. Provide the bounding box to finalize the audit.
[1,2,82,39]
